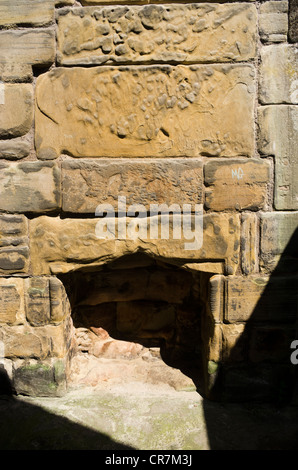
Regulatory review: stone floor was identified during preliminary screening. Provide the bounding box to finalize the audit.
[1,377,298,450]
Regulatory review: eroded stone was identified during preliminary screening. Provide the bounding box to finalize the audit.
[35,65,255,158]
[57,3,257,65]
[28,213,241,276]
[62,159,203,213]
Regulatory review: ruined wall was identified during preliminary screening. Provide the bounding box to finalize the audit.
[0,0,297,401]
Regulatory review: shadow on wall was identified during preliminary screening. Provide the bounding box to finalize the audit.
[0,368,134,450]
[203,227,298,449]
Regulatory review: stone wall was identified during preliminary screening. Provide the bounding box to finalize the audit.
[0,0,297,401]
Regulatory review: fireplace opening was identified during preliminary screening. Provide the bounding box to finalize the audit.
[58,253,212,394]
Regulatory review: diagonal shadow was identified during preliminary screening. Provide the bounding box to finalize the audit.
[203,227,298,449]
[0,369,134,450]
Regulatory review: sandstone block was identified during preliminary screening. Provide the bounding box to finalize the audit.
[208,275,224,323]
[57,3,257,65]
[258,106,298,210]
[0,326,51,359]
[0,83,33,138]
[241,213,258,275]
[259,1,288,43]
[0,29,55,81]
[0,161,61,213]
[225,275,298,323]
[0,139,30,160]
[35,64,255,159]
[259,45,298,104]
[0,215,29,275]
[28,213,240,275]
[0,0,54,27]
[260,212,298,272]
[25,278,51,327]
[204,159,271,211]
[62,159,203,213]
[49,277,71,325]
[0,278,25,325]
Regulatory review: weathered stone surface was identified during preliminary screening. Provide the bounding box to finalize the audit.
[13,358,68,397]
[62,159,203,213]
[0,162,61,213]
[241,213,258,275]
[0,29,55,81]
[258,106,298,210]
[0,215,29,275]
[259,45,298,104]
[208,275,224,323]
[0,278,25,325]
[0,84,33,138]
[0,139,30,160]
[260,212,298,273]
[49,277,71,325]
[225,275,298,323]
[25,278,51,327]
[35,64,255,159]
[29,213,240,276]
[0,0,54,27]
[289,0,298,43]
[57,3,257,65]
[0,326,51,359]
[259,1,288,43]
[204,159,271,211]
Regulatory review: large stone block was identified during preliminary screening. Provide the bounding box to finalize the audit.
[259,1,288,43]
[225,275,298,323]
[0,29,55,81]
[29,213,240,275]
[258,106,298,210]
[204,159,271,211]
[35,64,255,159]
[0,215,29,275]
[57,3,257,65]
[62,158,203,213]
[0,0,54,27]
[0,162,61,213]
[260,212,298,273]
[0,83,33,138]
[259,45,298,104]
